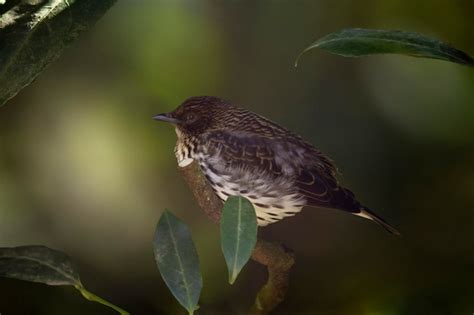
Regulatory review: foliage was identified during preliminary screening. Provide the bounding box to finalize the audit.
[1,198,256,315]
[296,28,474,67]
[153,197,257,313]
[0,0,116,106]
[153,210,202,315]
[220,196,258,284]
[0,245,129,314]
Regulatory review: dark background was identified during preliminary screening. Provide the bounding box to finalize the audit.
[1,1,473,314]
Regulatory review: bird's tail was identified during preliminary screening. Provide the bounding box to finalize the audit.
[355,207,401,236]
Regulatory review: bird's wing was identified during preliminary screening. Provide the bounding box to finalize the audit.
[295,166,361,213]
[202,129,284,176]
[202,129,361,213]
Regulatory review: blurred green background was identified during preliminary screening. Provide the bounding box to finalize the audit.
[1,1,474,314]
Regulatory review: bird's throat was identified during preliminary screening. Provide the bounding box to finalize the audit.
[174,131,196,168]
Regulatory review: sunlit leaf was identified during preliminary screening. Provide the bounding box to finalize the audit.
[154,210,202,315]
[0,245,128,314]
[0,0,116,107]
[220,196,257,284]
[28,0,76,30]
[295,28,474,67]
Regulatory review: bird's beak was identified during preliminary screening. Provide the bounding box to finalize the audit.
[153,113,181,124]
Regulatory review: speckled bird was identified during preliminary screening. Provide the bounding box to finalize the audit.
[154,96,399,235]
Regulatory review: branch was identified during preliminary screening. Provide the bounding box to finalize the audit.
[179,162,295,315]
[249,239,294,315]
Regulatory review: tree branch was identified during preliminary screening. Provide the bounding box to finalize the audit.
[179,162,295,315]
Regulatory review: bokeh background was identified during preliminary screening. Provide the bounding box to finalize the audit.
[1,1,474,314]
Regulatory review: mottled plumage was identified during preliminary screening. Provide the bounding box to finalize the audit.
[154,96,399,234]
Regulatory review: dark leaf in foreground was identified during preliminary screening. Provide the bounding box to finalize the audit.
[0,0,117,106]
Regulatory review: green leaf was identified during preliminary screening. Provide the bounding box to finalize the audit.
[220,196,257,284]
[0,245,129,315]
[154,210,202,315]
[0,0,117,107]
[295,28,474,67]
[0,245,80,285]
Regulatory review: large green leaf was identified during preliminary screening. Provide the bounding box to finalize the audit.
[0,0,116,107]
[220,196,257,284]
[296,28,474,67]
[0,245,128,314]
[153,210,202,315]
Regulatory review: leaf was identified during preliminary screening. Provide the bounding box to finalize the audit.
[220,196,257,284]
[0,0,117,107]
[295,28,474,67]
[0,245,80,285]
[0,245,129,314]
[153,210,202,315]
[28,0,75,30]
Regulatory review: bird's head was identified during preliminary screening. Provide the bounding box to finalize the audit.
[154,96,233,137]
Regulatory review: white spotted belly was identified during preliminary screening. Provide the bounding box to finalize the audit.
[197,158,306,226]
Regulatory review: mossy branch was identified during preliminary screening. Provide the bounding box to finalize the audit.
[179,162,295,315]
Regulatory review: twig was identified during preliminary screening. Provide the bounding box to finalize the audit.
[179,162,295,315]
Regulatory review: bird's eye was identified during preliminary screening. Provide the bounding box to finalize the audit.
[186,113,196,122]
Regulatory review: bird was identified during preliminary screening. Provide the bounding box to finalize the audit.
[154,96,400,235]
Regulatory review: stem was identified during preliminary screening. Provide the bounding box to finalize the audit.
[75,284,129,315]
